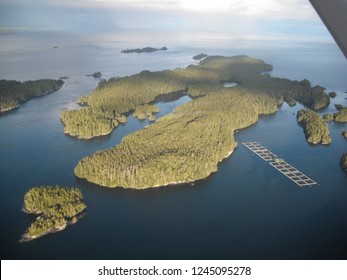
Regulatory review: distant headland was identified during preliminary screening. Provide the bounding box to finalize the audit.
[193,53,208,60]
[0,79,64,114]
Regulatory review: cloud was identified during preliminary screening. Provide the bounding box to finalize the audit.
[0,0,325,38]
[4,0,315,20]
[76,0,316,20]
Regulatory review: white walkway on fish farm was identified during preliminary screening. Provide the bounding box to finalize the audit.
[242,142,317,187]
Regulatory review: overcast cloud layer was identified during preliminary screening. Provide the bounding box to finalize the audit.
[0,0,331,41]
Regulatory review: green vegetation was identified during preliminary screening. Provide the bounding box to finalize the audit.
[71,55,333,188]
[0,79,64,113]
[20,186,86,242]
[340,154,347,173]
[61,55,329,139]
[74,88,281,189]
[116,114,127,124]
[334,106,347,122]
[133,104,160,120]
[60,107,115,139]
[323,113,334,122]
[297,109,331,144]
[342,130,347,139]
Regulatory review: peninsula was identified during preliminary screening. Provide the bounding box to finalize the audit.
[193,53,208,60]
[0,79,64,113]
[66,55,331,189]
[20,186,86,242]
[121,47,167,53]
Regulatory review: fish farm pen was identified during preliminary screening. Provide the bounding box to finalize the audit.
[242,142,317,187]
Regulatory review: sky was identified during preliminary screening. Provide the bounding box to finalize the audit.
[0,0,331,41]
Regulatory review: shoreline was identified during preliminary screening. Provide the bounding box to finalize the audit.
[61,124,114,140]
[0,105,20,113]
[0,84,63,115]
[77,141,237,190]
[61,89,189,140]
[19,211,86,243]
[19,222,68,243]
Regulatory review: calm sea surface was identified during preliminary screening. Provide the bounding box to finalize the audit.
[0,31,346,259]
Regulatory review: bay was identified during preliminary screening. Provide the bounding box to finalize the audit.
[0,31,346,259]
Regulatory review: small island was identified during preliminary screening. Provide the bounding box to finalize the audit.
[0,79,64,113]
[334,106,347,122]
[297,109,331,145]
[329,92,337,98]
[340,154,347,173]
[86,72,102,78]
[121,47,167,54]
[20,186,86,242]
[133,104,160,121]
[323,113,334,122]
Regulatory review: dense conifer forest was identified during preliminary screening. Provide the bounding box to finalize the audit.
[297,109,331,144]
[61,55,329,139]
[74,88,280,188]
[20,186,86,242]
[61,55,332,188]
[334,106,347,122]
[0,79,64,113]
[133,104,160,120]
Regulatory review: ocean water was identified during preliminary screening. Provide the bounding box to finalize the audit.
[0,30,346,259]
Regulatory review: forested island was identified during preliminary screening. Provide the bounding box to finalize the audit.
[334,106,347,122]
[133,104,160,121]
[20,186,86,242]
[0,79,64,113]
[323,106,347,123]
[297,109,331,145]
[86,72,102,78]
[121,47,167,53]
[329,92,337,98]
[323,113,334,122]
[64,55,331,188]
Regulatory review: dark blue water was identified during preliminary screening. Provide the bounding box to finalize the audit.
[0,31,346,259]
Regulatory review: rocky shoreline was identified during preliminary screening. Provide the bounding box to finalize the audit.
[19,212,85,242]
